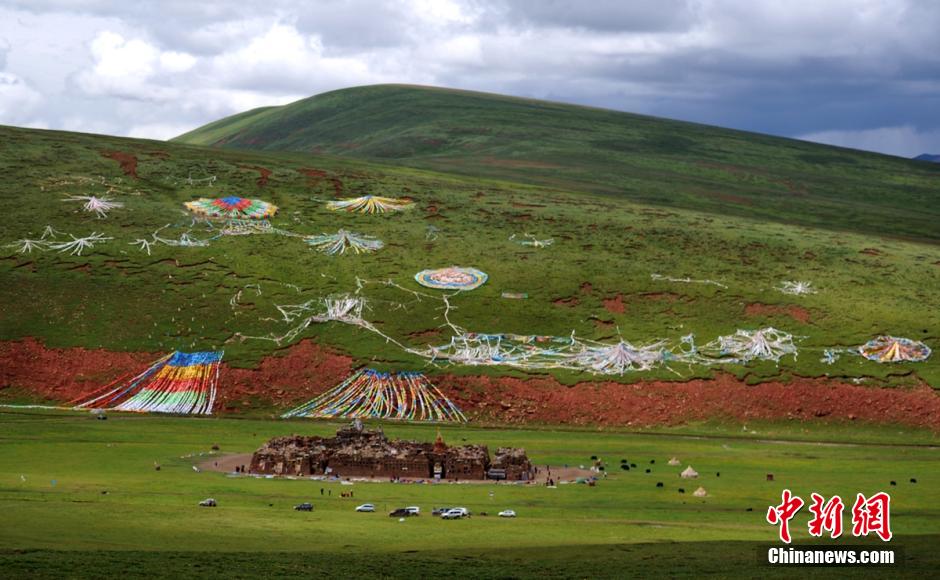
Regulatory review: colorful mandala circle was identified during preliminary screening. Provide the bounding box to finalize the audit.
[414,266,488,290]
[859,336,931,363]
[184,197,278,220]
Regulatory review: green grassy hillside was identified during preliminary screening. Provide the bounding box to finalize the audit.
[173,84,940,242]
[1,124,938,394]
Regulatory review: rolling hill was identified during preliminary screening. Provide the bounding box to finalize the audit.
[1,121,939,420]
[174,84,940,242]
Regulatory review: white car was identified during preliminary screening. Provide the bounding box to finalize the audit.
[441,509,466,519]
[498,510,516,518]
[355,503,375,512]
[405,506,420,515]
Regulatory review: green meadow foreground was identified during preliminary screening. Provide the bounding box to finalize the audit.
[0,409,937,578]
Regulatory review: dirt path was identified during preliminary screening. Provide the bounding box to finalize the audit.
[199,453,252,473]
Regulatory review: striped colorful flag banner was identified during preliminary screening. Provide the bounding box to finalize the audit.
[282,368,466,423]
[70,351,223,415]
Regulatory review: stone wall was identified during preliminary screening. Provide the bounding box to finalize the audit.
[492,447,534,481]
[249,424,531,481]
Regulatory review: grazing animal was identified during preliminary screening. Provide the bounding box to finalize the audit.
[890,481,897,486]
[650,460,656,464]
[591,455,598,460]
[910,478,917,484]
[678,488,685,494]
[645,468,651,473]
[656,482,664,488]
[630,463,637,468]
[716,472,720,477]
[746,507,753,512]
[621,465,629,471]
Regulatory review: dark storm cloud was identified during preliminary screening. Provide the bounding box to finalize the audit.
[0,0,938,155]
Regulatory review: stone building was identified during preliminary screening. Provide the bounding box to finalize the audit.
[249,421,533,481]
[489,447,534,481]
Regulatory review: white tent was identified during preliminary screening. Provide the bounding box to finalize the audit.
[693,486,707,497]
[680,466,699,479]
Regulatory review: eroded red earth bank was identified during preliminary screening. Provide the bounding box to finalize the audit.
[0,338,353,410]
[2,338,938,430]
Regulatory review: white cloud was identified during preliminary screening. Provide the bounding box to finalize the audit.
[410,0,479,25]
[0,71,43,124]
[76,31,167,99]
[798,125,940,158]
[207,24,383,92]
[159,51,196,73]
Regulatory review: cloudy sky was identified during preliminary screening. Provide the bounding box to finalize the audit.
[1,0,938,157]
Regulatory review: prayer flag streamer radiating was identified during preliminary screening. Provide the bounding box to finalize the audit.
[282,369,466,422]
[70,351,223,415]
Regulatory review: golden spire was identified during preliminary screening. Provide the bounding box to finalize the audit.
[433,428,446,453]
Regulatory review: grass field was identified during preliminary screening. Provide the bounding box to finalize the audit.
[0,409,936,578]
[2,124,938,391]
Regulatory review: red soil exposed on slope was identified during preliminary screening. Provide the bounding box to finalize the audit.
[0,338,156,401]
[745,303,812,324]
[219,340,353,410]
[436,374,940,430]
[603,294,625,314]
[298,168,343,195]
[240,165,272,188]
[0,338,352,410]
[100,151,139,178]
[2,338,938,430]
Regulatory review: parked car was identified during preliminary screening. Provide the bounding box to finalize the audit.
[355,503,375,512]
[404,506,420,515]
[498,510,516,518]
[431,507,453,516]
[441,509,469,520]
[446,507,470,518]
[389,508,418,517]
[294,502,313,512]
[198,498,216,507]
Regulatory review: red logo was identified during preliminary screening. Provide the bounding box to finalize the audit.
[807,493,845,539]
[766,490,892,543]
[851,492,892,541]
[766,489,804,544]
